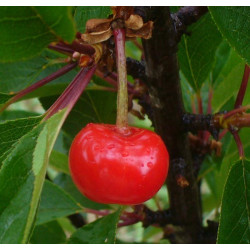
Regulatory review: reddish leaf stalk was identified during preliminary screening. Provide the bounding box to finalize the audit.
[108,71,134,89]
[223,105,250,120]
[48,44,74,55]
[231,131,244,158]
[191,96,197,114]
[118,217,140,227]
[84,208,110,216]
[44,65,97,120]
[203,87,213,142]
[219,129,228,140]
[95,70,139,95]
[207,86,213,114]
[196,91,203,114]
[234,65,250,108]
[58,41,96,55]
[132,39,143,51]
[0,62,77,113]
[113,28,129,128]
[196,91,206,140]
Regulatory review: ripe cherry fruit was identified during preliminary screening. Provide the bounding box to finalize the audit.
[69,123,169,205]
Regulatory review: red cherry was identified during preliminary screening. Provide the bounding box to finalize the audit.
[69,123,169,205]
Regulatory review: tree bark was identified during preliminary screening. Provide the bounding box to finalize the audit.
[142,7,202,243]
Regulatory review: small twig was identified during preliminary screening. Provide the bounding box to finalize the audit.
[132,39,143,51]
[234,65,250,108]
[172,6,208,40]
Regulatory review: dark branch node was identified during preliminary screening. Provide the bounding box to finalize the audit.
[182,113,220,140]
[68,213,86,228]
[126,57,147,83]
[134,205,173,227]
[201,220,218,244]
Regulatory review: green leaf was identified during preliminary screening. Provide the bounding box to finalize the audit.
[0,116,42,166]
[0,92,13,104]
[0,49,77,94]
[68,209,121,244]
[30,220,66,244]
[212,50,246,112]
[209,7,250,65]
[204,128,250,207]
[0,110,39,122]
[54,173,109,210]
[0,7,76,62]
[74,6,111,33]
[0,109,66,243]
[178,13,222,91]
[211,40,231,86]
[36,180,82,225]
[217,159,250,243]
[49,150,70,174]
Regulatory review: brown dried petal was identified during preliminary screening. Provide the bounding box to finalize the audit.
[126,21,153,39]
[85,18,111,33]
[82,28,112,44]
[125,14,143,30]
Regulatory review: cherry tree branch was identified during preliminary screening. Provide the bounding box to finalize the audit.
[142,6,202,243]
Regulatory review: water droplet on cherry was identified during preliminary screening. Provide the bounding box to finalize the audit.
[107,144,115,149]
[147,162,153,168]
[121,152,129,157]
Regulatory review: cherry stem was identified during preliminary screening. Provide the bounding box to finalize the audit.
[234,65,250,109]
[0,62,77,113]
[44,65,97,120]
[231,131,244,159]
[113,28,128,128]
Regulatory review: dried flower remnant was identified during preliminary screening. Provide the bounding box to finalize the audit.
[81,7,153,44]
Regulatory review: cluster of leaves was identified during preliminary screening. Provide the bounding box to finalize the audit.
[0,6,249,244]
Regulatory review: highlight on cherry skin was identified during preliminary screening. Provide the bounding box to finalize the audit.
[69,123,169,205]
